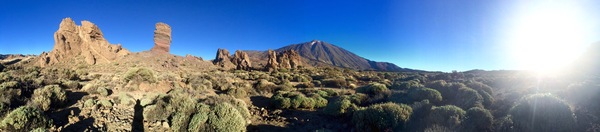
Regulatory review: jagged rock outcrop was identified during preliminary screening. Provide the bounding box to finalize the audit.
[278,50,301,69]
[277,51,291,69]
[265,50,279,71]
[38,18,130,67]
[262,49,302,71]
[151,23,172,53]
[231,50,252,70]
[213,48,235,69]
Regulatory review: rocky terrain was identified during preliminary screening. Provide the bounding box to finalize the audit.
[0,17,599,132]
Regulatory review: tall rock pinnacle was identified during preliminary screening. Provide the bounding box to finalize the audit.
[151,22,172,53]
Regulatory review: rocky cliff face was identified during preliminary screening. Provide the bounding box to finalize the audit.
[38,18,130,67]
[151,23,172,53]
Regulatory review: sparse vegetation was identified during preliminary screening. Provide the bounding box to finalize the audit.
[124,67,157,83]
[207,103,246,132]
[30,85,67,111]
[352,102,412,131]
[0,106,51,131]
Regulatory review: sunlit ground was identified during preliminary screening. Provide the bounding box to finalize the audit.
[505,1,596,76]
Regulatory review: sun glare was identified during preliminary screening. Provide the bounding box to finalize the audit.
[505,1,594,75]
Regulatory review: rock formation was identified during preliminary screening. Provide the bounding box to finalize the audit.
[285,50,302,69]
[231,50,252,71]
[38,18,130,67]
[213,48,235,69]
[265,50,279,71]
[150,23,172,53]
[277,51,291,69]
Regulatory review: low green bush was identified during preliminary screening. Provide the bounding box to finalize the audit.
[324,96,357,116]
[509,93,575,132]
[407,88,442,103]
[453,87,483,110]
[255,79,277,94]
[30,85,67,111]
[463,107,493,132]
[96,87,110,96]
[271,91,326,109]
[124,67,157,83]
[322,78,347,88]
[0,106,51,131]
[97,99,113,108]
[188,103,210,132]
[426,105,466,129]
[356,82,390,96]
[352,102,413,131]
[207,103,246,132]
[390,80,424,90]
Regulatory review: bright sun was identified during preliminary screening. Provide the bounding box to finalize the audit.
[506,1,595,74]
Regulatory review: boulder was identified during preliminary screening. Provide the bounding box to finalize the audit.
[231,50,252,71]
[150,23,172,53]
[38,17,130,67]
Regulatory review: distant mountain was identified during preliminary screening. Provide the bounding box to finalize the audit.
[252,40,416,72]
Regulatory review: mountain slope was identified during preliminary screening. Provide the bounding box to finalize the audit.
[275,40,413,71]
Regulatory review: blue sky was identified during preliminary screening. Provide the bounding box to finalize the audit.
[1,0,599,71]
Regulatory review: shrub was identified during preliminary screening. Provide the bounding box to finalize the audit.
[466,81,495,107]
[84,99,96,108]
[60,79,80,89]
[188,103,210,132]
[290,94,307,109]
[97,99,113,108]
[30,85,67,111]
[312,80,322,87]
[0,102,8,116]
[96,87,110,96]
[463,107,493,132]
[207,103,246,132]
[116,93,135,106]
[407,100,433,131]
[426,105,466,129]
[313,95,328,108]
[390,80,424,90]
[185,75,212,91]
[509,93,575,132]
[271,91,322,109]
[356,82,390,95]
[322,78,347,88]
[407,88,442,103]
[271,93,291,109]
[324,96,357,116]
[0,106,51,131]
[295,82,314,88]
[0,81,18,90]
[143,102,169,122]
[123,67,157,83]
[255,79,277,94]
[227,87,247,99]
[352,102,413,131]
[453,87,483,109]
